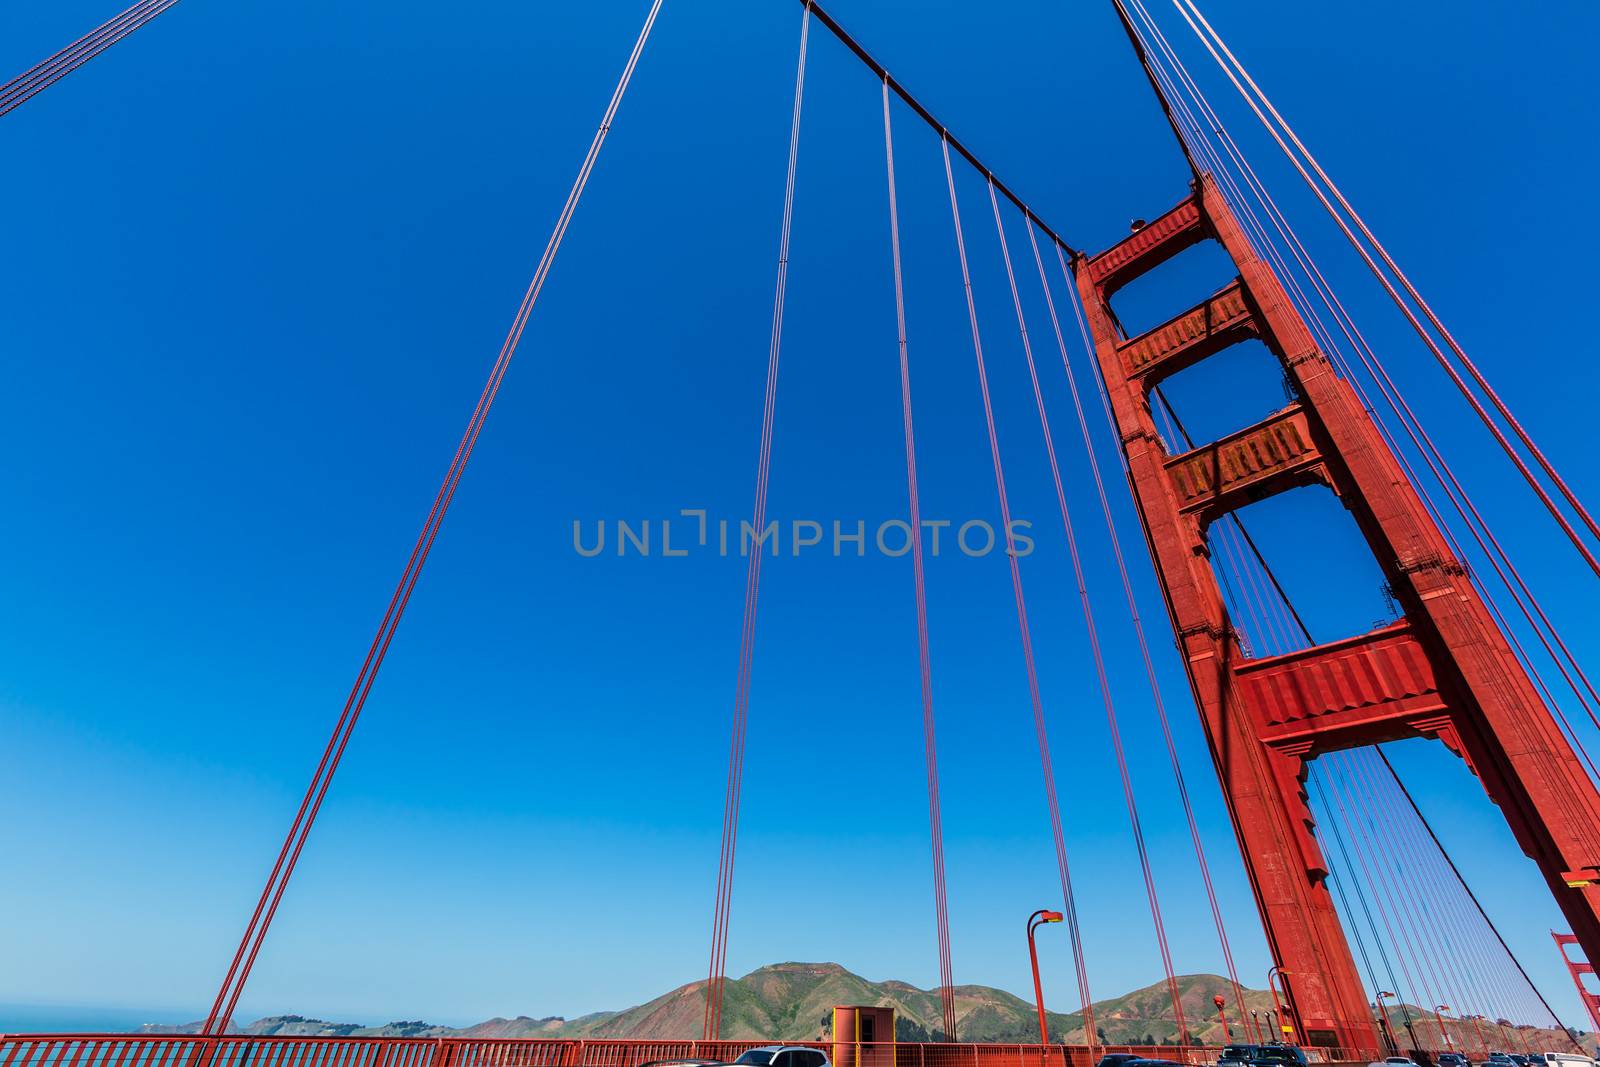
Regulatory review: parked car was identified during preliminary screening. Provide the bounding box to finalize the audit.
[734,1048,830,1067]
[1253,1046,1310,1067]
[1538,1054,1597,1067]
[1219,1046,1259,1067]
[1096,1056,1149,1067]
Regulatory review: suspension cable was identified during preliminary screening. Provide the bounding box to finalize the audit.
[1121,2,1600,1036]
[1172,0,1600,556]
[1123,0,1600,832]
[1324,754,1437,1046]
[990,185,1190,1046]
[941,133,1098,1056]
[703,3,810,1040]
[1156,0,1600,887]
[201,0,667,1034]
[792,0,1077,257]
[1375,747,1586,1049]
[0,0,182,119]
[881,77,958,1043]
[1345,753,1477,1051]
[1160,0,1600,579]
[1310,768,1418,1052]
[1041,231,1258,1043]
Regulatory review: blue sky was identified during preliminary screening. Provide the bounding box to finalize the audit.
[3,0,1599,1034]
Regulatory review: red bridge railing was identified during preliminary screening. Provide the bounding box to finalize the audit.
[0,1035,1398,1067]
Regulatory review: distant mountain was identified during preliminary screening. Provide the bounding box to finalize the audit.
[138,962,1590,1051]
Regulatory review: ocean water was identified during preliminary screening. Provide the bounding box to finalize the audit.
[0,1003,192,1034]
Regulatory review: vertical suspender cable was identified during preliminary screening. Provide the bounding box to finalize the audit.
[703,3,811,1040]
[881,79,958,1042]
[1345,754,1477,1052]
[0,0,183,118]
[941,135,1098,1056]
[1044,233,1254,1039]
[990,186,1189,1045]
[1323,755,1434,1044]
[1310,769,1419,1052]
[200,0,667,1034]
[1374,748,1586,1049]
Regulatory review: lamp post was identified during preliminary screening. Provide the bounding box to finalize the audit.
[1213,995,1231,1042]
[1250,1010,1262,1045]
[1377,991,1419,1054]
[1373,998,1398,1057]
[1436,1006,1454,1052]
[1266,968,1296,1042]
[1027,910,1064,1045]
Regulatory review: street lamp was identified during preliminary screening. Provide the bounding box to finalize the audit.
[1372,997,1398,1057]
[1266,968,1296,1041]
[1436,1006,1455,1051]
[1214,995,1231,1042]
[1376,991,1418,1054]
[1027,910,1064,1045]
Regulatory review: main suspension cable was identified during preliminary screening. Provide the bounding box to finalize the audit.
[201,0,667,1034]
[1124,0,1600,820]
[1,0,182,119]
[1173,0,1600,555]
[1163,0,1600,579]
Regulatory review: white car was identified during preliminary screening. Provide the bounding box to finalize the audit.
[734,1048,830,1067]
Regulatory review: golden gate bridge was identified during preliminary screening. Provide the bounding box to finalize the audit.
[4,3,1599,1067]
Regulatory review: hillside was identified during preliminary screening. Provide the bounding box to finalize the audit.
[141,962,1590,1050]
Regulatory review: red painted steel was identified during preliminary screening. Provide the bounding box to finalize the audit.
[832,1007,896,1067]
[0,1039,1397,1067]
[1553,931,1600,1031]
[1070,175,1600,1052]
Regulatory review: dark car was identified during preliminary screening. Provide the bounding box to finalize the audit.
[1096,1056,1148,1067]
[1253,1045,1310,1067]
[1437,1054,1469,1067]
[1220,1047,1259,1067]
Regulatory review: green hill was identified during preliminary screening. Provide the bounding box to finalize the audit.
[141,962,1592,1052]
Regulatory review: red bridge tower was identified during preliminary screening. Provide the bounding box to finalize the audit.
[1071,175,1600,1051]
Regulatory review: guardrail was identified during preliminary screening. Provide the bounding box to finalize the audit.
[0,1036,1404,1067]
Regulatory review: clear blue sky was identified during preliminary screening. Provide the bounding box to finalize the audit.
[2,0,1598,1034]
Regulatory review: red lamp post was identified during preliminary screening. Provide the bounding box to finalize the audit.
[1214,995,1232,1041]
[1028,910,1064,1045]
